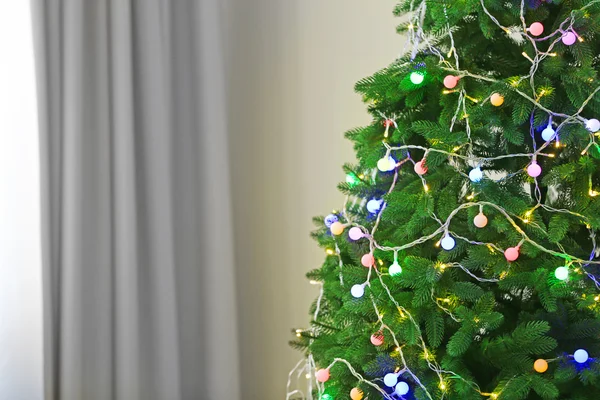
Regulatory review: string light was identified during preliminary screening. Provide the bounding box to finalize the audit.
[289,2,600,399]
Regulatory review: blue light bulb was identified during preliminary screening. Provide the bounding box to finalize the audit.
[469,167,483,182]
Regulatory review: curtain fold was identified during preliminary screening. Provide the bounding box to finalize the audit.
[30,1,240,399]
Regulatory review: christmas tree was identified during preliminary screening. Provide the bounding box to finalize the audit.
[288,1,600,399]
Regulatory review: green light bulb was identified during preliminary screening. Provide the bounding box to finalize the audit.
[410,71,425,85]
[346,172,360,187]
[555,266,568,281]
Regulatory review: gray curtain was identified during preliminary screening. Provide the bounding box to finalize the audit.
[30,1,240,399]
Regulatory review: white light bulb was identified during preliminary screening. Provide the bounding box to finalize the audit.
[541,126,556,142]
[383,373,398,388]
[389,261,402,276]
[351,284,365,298]
[441,235,456,251]
[469,167,483,182]
[367,199,383,214]
[395,381,410,396]
[586,118,600,133]
[574,349,589,364]
[377,156,396,172]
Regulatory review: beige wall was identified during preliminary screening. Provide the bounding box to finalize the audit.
[223,1,400,398]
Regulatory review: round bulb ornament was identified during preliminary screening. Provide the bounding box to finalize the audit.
[554,266,569,281]
[350,388,364,400]
[443,75,459,89]
[351,284,365,298]
[389,261,402,276]
[330,222,345,236]
[321,395,333,400]
[490,93,504,107]
[346,172,360,187]
[441,235,456,251]
[586,118,600,133]
[534,359,548,373]
[574,349,589,364]
[469,167,484,182]
[367,199,383,214]
[395,382,410,396]
[414,160,428,175]
[370,332,384,346]
[383,373,398,388]
[541,126,556,142]
[348,227,364,241]
[324,214,338,228]
[316,369,330,383]
[529,22,544,37]
[474,213,488,228]
[527,162,542,178]
[377,156,396,172]
[504,247,520,262]
[410,71,425,85]
[562,31,577,46]
[361,253,375,268]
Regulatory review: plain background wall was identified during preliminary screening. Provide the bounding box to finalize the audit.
[0,1,44,399]
[223,1,401,398]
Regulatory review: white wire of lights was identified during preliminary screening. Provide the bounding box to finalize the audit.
[288,1,600,399]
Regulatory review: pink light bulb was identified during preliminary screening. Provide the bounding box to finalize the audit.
[527,162,542,178]
[443,75,459,89]
[529,22,544,37]
[348,227,364,241]
[361,253,375,268]
[316,369,330,383]
[562,31,577,46]
[505,247,520,262]
[414,160,428,175]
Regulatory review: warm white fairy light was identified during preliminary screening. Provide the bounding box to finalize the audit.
[288,1,600,399]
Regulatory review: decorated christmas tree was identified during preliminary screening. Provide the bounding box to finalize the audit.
[288,1,600,399]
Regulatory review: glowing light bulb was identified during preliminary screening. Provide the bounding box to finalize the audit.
[367,199,383,214]
[410,71,425,85]
[527,162,542,178]
[469,167,483,182]
[574,349,589,364]
[346,172,360,187]
[395,382,410,396]
[324,214,338,228]
[555,266,569,281]
[389,261,402,276]
[562,31,577,46]
[443,75,459,89]
[541,126,556,142]
[384,373,398,387]
[351,284,365,298]
[474,212,488,228]
[441,235,456,250]
[377,156,396,172]
[490,93,504,107]
[586,118,600,133]
[315,369,330,383]
[504,247,519,262]
[529,22,544,37]
[348,227,364,241]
